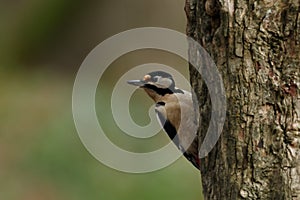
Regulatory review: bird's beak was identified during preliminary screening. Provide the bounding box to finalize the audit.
[127,79,145,87]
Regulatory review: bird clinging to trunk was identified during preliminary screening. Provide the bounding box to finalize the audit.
[127,71,200,170]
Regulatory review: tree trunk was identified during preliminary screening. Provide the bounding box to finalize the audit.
[185,0,300,199]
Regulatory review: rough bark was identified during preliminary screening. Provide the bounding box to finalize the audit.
[185,0,300,199]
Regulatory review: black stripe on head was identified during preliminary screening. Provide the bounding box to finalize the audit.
[155,108,179,147]
[144,84,174,95]
[143,84,184,95]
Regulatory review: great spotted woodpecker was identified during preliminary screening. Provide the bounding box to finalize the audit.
[127,71,200,170]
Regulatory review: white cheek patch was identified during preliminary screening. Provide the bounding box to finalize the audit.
[158,77,173,88]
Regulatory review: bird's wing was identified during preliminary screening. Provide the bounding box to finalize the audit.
[154,90,199,151]
[164,91,198,150]
[155,102,180,148]
[155,91,200,170]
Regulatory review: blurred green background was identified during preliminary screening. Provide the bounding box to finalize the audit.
[0,1,203,199]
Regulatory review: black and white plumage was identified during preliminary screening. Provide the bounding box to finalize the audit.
[127,71,200,170]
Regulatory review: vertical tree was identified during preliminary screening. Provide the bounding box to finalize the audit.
[185,0,300,199]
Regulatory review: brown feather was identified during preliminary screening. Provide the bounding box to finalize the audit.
[145,87,200,169]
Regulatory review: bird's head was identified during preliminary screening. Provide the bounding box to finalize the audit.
[127,71,175,90]
[127,71,177,101]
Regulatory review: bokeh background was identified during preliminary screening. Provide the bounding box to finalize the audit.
[0,1,203,199]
